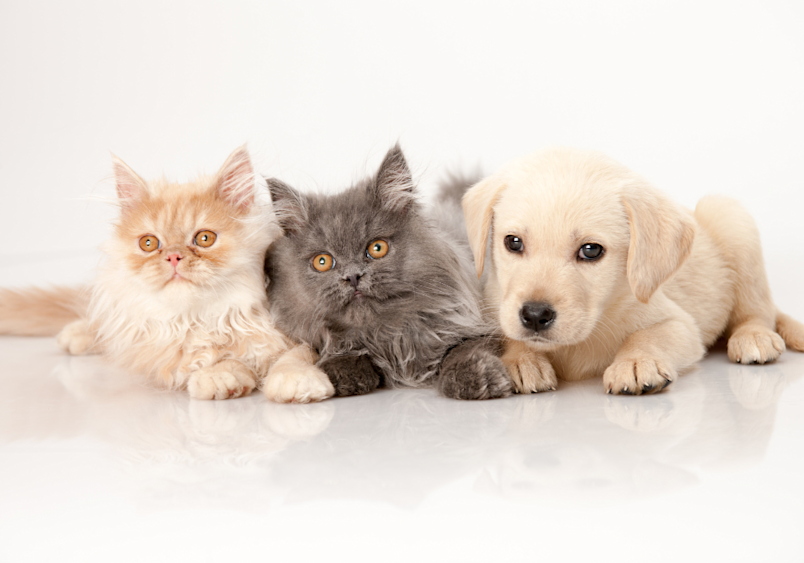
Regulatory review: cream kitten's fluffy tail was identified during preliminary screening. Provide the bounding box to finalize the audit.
[0,287,86,336]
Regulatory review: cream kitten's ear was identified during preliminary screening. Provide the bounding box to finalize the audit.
[373,143,417,212]
[111,155,148,208]
[216,145,255,211]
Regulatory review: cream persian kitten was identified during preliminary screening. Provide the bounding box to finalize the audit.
[0,146,331,401]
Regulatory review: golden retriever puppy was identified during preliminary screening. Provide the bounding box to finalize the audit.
[463,148,804,395]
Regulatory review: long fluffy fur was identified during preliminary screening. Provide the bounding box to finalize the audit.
[264,145,511,400]
[2,146,302,399]
[0,286,86,336]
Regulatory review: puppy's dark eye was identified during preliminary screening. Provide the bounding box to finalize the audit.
[578,243,604,261]
[504,235,524,253]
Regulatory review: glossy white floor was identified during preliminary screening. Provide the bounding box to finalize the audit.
[1,256,803,563]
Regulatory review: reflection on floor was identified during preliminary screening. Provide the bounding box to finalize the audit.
[1,337,800,516]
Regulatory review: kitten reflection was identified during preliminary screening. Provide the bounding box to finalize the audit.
[267,390,545,508]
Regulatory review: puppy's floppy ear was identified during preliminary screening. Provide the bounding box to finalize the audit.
[266,178,308,235]
[623,185,696,303]
[462,174,507,278]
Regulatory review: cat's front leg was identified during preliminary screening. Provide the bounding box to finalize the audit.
[56,318,100,355]
[187,359,256,400]
[437,337,512,400]
[317,354,381,397]
[263,345,335,403]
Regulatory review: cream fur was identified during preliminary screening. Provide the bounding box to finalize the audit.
[1,146,327,402]
[463,147,804,395]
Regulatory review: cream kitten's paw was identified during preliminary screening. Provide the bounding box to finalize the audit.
[603,357,675,395]
[56,319,98,356]
[188,360,256,400]
[728,324,785,365]
[502,340,557,393]
[263,346,334,404]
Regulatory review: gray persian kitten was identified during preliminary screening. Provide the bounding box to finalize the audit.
[265,145,511,400]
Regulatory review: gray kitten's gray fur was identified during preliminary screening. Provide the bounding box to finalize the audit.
[265,145,511,400]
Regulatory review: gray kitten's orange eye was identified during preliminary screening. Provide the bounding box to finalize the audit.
[313,253,334,272]
[367,239,389,259]
[194,230,217,248]
[139,235,159,252]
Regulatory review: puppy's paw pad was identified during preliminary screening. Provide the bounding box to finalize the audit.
[263,362,334,404]
[603,358,676,395]
[502,348,557,393]
[188,366,256,400]
[56,320,96,356]
[728,326,785,365]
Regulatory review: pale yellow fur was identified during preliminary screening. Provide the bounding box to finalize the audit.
[463,148,804,395]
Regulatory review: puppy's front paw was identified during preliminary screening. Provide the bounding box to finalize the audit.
[728,325,785,365]
[438,338,512,400]
[318,355,380,397]
[188,362,256,400]
[56,319,97,356]
[502,341,557,393]
[603,357,676,395]
[263,356,334,404]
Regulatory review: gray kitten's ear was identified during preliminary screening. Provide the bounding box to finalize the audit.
[111,154,148,210]
[373,144,417,212]
[267,178,308,234]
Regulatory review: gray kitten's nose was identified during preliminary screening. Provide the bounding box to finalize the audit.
[347,274,361,289]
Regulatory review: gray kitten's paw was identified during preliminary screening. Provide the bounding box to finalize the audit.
[438,338,512,400]
[318,354,380,397]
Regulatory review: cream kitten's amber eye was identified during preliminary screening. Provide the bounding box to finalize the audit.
[312,254,334,272]
[194,230,217,248]
[139,235,160,252]
[367,239,389,259]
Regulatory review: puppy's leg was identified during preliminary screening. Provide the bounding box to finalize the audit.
[604,311,705,395]
[502,338,557,393]
[724,222,784,363]
[318,354,381,397]
[188,359,257,400]
[263,344,335,404]
[437,337,512,400]
[697,196,786,364]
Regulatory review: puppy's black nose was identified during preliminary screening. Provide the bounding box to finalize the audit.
[519,302,556,332]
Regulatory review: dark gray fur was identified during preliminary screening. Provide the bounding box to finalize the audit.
[265,145,511,400]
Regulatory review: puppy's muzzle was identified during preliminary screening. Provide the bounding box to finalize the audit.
[519,302,556,333]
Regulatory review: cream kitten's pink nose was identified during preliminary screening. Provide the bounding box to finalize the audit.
[166,253,182,268]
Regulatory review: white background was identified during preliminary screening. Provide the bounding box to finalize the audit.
[1,2,804,562]
[1,0,803,314]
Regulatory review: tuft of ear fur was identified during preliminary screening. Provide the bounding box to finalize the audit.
[267,178,309,235]
[215,145,255,212]
[462,174,507,278]
[111,155,148,209]
[373,144,417,212]
[623,185,697,303]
